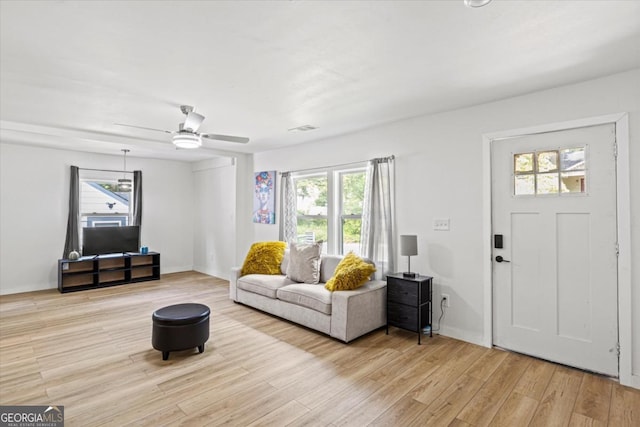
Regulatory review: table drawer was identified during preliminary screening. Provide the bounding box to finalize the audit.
[387,277,418,306]
[387,301,418,332]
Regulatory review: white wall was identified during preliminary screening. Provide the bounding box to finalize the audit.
[233,153,255,268]
[251,69,639,382]
[190,153,255,280]
[0,143,195,295]
[192,157,237,278]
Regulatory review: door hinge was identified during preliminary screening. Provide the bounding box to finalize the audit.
[613,141,618,159]
[615,242,620,257]
[611,342,621,357]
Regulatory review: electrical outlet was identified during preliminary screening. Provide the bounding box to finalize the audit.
[442,293,450,308]
[433,218,450,231]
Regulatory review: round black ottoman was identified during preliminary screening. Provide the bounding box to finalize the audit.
[152,303,210,360]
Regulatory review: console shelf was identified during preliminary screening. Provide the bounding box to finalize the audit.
[58,252,160,293]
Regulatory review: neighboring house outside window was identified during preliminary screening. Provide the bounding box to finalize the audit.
[80,180,132,245]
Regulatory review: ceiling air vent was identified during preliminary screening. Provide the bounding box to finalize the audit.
[288,125,318,132]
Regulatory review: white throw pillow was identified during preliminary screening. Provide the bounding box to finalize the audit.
[286,242,322,284]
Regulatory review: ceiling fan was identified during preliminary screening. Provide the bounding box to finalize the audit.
[116,105,249,149]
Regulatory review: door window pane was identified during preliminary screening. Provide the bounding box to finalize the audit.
[561,172,586,193]
[513,146,586,196]
[560,147,586,193]
[537,151,558,172]
[514,175,535,195]
[514,153,534,173]
[560,147,585,170]
[537,173,559,194]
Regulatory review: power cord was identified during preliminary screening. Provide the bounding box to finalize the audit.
[432,297,446,333]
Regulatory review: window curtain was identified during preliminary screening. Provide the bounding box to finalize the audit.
[360,156,395,279]
[278,172,297,243]
[62,165,80,258]
[132,170,142,227]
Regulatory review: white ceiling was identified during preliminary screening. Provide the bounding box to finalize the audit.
[1,1,639,162]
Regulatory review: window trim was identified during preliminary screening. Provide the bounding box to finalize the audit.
[79,173,135,249]
[337,169,365,255]
[292,164,366,255]
[512,145,588,197]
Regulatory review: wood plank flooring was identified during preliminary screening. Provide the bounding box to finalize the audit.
[1,271,638,426]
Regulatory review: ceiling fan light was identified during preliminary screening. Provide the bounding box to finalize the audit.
[464,0,492,7]
[172,133,202,149]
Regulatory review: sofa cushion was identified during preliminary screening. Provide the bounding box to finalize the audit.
[325,252,376,291]
[280,250,290,275]
[241,241,287,276]
[277,284,332,315]
[238,274,296,299]
[319,255,343,283]
[286,242,322,284]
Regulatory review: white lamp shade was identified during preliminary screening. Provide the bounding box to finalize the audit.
[400,235,418,256]
[118,178,132,192]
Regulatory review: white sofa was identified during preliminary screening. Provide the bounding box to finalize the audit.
[229,252,387,342]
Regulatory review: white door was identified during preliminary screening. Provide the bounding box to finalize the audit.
[492,123,618,376]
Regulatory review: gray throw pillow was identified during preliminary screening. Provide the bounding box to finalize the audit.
[286,242,322,284]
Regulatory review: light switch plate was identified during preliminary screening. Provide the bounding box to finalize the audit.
[433,218,450,231]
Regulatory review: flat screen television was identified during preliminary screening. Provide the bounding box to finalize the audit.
[82,226,140,256]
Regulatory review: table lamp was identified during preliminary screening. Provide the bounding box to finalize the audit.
[400,235,418,278]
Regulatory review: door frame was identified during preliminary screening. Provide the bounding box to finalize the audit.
[481,113,635,387]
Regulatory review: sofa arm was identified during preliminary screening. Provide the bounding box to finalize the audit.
[229,267,242,301]
[330,280,387,343]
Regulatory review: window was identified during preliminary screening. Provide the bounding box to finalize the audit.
[514,146,586,196]
[79,170,134,247]
[293,166,366,255]
[295,173,328,250]
[339,170,365,254]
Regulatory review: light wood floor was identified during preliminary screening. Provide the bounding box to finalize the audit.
[1,272,638,426]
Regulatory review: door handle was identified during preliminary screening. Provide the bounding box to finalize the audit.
[495,256,510,263]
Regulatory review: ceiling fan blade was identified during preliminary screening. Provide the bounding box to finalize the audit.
[183,112,205,132]
[115,123,173,134]
[201,133,249,144]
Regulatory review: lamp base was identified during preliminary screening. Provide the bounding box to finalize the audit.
[403,272,417,278]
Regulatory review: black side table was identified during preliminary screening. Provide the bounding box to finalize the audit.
[386,273,433,344]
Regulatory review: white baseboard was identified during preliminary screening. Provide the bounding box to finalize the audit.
[620,373,640,390]
[0,282,56,296]
[161,265,194,275]
[192,265,229,281]
[437,325,486,348]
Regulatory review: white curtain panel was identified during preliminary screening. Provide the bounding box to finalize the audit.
[360,156,396,279]
[278,172,297,244]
